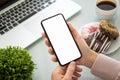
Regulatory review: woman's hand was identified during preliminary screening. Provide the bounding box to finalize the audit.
[42,22,98,68]
[52,62,82,80]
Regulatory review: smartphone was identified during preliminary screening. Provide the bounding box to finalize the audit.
[41,14,82,66]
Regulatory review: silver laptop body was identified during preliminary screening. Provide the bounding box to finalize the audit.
[0,0,81,48]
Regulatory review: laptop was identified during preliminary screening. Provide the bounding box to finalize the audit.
[0,0,81,48]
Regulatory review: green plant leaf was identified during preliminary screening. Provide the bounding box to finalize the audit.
[0,46,35,80]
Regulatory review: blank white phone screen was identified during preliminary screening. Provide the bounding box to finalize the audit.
[42,14,81,65]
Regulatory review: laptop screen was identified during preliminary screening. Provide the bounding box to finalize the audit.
[0,0,18,10]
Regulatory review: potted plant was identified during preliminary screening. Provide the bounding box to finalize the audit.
[0,46,35,80]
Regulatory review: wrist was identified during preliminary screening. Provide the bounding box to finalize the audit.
[85,50,98,68]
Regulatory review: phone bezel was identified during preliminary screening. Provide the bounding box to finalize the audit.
[41,13,82,66]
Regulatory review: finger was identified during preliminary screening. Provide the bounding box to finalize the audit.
[76,66,82,72]
[63,62,76,80]
[73,72,81,78]
[45,38,51,47]
[51,55,57,62]
[48,47,54,55]
[42,32,46,38]
[72,76,78,80]
[73,66,82,78]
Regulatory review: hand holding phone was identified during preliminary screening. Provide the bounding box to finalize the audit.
[41,14,82,66]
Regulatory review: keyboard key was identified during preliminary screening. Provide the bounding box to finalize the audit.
[4,28,9,32]
[13,23,18,27]
[0,31,4,35]
[0,26,6,31]
[0,0,56,35]
[18,11,37,23]
[8,26,13,29]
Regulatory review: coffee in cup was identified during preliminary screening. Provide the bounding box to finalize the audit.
[95,0,119,19]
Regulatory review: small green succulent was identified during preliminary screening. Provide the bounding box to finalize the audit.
[0,46,34,80]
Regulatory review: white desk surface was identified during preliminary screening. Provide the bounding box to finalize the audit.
[27,0,120,80]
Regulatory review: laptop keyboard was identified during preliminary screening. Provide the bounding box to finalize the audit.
[0,0,56,35]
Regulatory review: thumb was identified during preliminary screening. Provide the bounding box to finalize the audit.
[63,62,76,80]
[68,22,79,37]
[67,22,78,37]
[67,22,82,42]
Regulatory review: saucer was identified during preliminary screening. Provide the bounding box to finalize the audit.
[79,22,120,54]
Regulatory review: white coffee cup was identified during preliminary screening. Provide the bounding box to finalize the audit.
[95,0,119,19]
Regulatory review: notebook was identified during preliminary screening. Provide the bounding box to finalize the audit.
[0,0,81,48]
